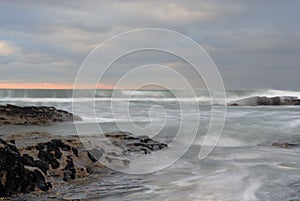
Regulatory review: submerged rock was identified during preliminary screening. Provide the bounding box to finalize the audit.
[0,104,82,126]
[229,96,300,106]
[271,135,300,149]
[259,135,300,149]
[272,142,300,148]
[0,131,167,197]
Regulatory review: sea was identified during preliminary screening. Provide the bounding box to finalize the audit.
[1,89,300,201]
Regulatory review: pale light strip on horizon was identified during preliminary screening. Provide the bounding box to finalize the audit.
[0,82,114,89]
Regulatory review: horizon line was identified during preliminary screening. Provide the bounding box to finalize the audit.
[0,82,114,90]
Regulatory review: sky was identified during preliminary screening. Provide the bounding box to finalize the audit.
[0,0,299,90]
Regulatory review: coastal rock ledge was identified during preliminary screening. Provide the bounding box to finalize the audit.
[0,131,167,197]
[0,104,82,126]
[229,96,300,106]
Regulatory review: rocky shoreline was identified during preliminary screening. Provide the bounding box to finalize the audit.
[0,131,167,198]
[229,96,300,106]
[0,104,82,126]
[0,104,167,198]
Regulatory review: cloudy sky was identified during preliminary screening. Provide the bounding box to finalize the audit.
[0,0,299,90]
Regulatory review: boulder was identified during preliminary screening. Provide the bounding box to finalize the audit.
[0,104,82,126]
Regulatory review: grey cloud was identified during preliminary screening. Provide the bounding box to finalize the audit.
[0,0,299,89]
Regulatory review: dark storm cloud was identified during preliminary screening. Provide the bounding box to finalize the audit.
[0,0,299,89]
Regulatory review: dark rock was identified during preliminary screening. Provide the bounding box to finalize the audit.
[0,131,168,197]
[105,132,168,154]
[229,103,239,106]
[229,96,300,106]
[35,160,49,174]
[21,154,36,166]
[0,104,82,126]
[72,147,79,157]
[272,142,300,149]
[105,132,133,139]
[260,135,300,149]
[0,139,50,197]
[87,149,104,163]
[63,156,76,182]
[38,150,60,169]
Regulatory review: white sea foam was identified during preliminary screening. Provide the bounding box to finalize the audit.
[0,89,299,106]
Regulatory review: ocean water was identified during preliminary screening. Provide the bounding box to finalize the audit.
[1,89,300,201]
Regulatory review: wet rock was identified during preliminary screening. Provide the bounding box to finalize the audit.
[105,132,168,154]
[273,135,300,149]
[0,131,167,197]
[272,142,300,149]
[229,96,300,106]
[0,138,51,197]
[0,132,106,197]
[0,104,82,126]
[63,156,76,182]
[87,149,104,163]
[260,135,300,149]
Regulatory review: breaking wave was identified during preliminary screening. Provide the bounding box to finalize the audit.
[0,89,299,105]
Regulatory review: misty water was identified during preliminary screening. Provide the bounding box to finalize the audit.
[1,89,300,201]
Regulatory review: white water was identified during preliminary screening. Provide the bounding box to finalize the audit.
[0,89,299,105]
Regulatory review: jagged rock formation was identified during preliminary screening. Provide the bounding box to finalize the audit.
[105,132,168,154]
[0,131,167,197]
[229,96,300,106]
[0,138,51,197]
[0,104,82,126]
